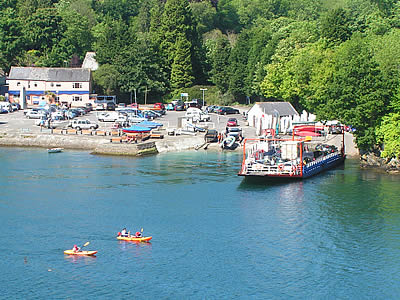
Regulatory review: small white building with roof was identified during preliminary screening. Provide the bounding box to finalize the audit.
[247,102,300,135]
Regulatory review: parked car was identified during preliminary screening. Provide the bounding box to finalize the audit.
[66,110,78,119]
[85,103,93,111]
[166,103,175,111]
[106,102,116,111]
[70,119,99,130]
[142,110,161,118]
[11,103,20,111]
[97,112,120,122]
[75,107,87,115]
[95,103,105,110]
[216,107,240,115]
[226,126,242,140]
[174,101,186,111]
[26,110,47,119]
[204,129,219,143]
[185,107,210,122]
[227,118,238,127]
[154,103,165,110]
[0,102,12,112]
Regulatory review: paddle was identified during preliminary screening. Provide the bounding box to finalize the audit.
[79,241,90,251]
[141,228,143,237]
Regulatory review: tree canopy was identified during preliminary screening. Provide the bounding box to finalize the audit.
[1,0,400,155]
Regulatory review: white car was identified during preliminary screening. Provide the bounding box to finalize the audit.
[70,119,99,130]
[97,112,120,122]
[26,110,47,119]
[128,116,147,124]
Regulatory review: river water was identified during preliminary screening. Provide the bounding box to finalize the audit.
[1,148,400,299]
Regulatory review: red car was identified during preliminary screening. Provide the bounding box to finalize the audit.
[154,103,165,110]
[227,118,238,127]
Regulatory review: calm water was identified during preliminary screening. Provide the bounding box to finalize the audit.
[1,148,400,299]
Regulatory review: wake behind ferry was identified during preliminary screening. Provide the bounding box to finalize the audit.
[238,126,345,179]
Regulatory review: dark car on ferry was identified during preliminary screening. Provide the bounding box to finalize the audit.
[216,106,240,115]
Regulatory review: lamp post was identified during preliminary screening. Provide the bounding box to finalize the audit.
[200,88,207,107]
[134,88,137,105]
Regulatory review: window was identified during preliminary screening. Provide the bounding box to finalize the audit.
[73,96,82,101]
[73,83,82,88]
[17,82,20,86]
[56,84,61,87]
[51,83,54,87]
[34,83,37,87]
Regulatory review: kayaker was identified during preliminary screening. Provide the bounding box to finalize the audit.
[72,245,80,252]
[121,228,129,237]
[135,231,142,238]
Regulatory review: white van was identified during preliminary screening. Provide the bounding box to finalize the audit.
[185,107,210,122]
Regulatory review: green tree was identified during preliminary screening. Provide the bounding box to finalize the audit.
[92,64,120,95]
[159,0,204,88]
[309,35,391,150]
[206,31,231,94]
[376,112,400,158]
[0,7,24,70]
[320,8,351,43]
[170,34,194,90]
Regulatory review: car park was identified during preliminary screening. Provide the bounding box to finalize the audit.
[227,118,238,127]
[216,107,240,115]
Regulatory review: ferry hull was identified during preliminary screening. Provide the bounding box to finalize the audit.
[238,154,345,179]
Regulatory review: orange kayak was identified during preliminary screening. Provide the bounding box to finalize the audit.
[117,236,152,242]
[64,250,98,256]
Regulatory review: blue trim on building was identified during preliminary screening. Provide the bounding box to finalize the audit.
[9,90,89,96]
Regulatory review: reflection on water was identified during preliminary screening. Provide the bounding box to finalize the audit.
[1,148,400,298]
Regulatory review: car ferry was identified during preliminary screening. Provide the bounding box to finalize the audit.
[238,129,345,179]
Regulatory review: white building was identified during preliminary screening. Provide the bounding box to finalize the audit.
[7,67,92,107]
[247,102,299,135]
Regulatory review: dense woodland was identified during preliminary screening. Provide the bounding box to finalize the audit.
[1,0,400,156]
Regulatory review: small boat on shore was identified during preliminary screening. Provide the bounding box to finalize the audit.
[48,148,63,153]
[117,236,152,242]
[63,250,97,256]
[122,125,152,133]
[221,136,236,150]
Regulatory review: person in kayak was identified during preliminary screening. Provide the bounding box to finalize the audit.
[72,245,80,252]
[120,228,129,237]
[135,231,142,238]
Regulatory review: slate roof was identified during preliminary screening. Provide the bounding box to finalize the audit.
[253,102,299,116]
[8,67,91,82]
